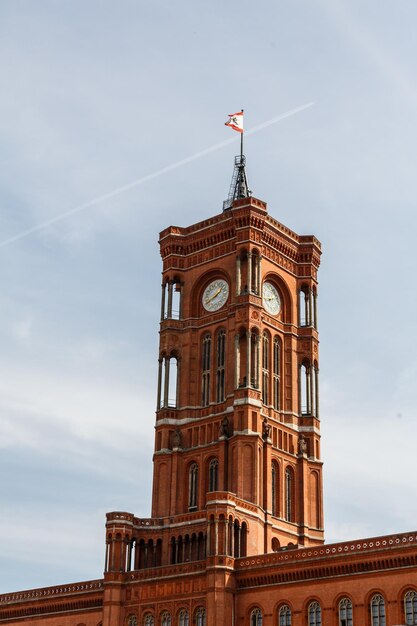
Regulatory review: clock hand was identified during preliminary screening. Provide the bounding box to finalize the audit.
[205,287,222,304]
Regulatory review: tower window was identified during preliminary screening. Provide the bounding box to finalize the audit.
[144,615,155,626]
[262,332,269,405]
[339,598,353,626]
[202,334,211,406]
[285,467,293,522]
[216,330,226,402]
[271,462,279,517]
[308,602,322,626]
[279,605,292,626]
[371,594,385,626]
[162,279,181,320]
[189,463,198,511]
[208,458,219,492]
[273,337,281,410]
[405,591,417,625]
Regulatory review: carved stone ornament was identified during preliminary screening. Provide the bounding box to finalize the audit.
[262,417,272,440]
[219,417,230,438]
[298,435,308,456]
[173,428,182,449]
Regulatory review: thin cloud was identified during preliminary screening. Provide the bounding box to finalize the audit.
[0,103,314,249]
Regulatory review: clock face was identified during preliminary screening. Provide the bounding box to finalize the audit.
[202,279,229,312]
[262,281,281,315]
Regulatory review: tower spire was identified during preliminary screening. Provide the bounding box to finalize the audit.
[223,109,250,211]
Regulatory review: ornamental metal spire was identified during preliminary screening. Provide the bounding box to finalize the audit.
[223,110,251,211]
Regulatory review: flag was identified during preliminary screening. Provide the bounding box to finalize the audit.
[225,111,244,133]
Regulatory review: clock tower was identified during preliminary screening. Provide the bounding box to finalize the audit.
[104,163,323,623]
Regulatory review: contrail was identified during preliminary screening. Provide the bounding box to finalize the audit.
[0,102,315,249]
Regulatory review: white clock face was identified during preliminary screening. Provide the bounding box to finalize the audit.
[202,279,229,312]
[262,282,281,315]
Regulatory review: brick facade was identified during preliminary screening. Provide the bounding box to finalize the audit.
[1,196,416,626]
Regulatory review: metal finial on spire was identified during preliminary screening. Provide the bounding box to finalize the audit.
[223,109,251,211]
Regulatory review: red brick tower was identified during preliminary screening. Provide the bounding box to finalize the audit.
[104,174,324,625]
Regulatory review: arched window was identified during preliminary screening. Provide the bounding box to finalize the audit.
[262,331,269,405]
[189,463,198,511]
[216,330,226,402]
[285,467,293,522]
[279,605,292,626]
[144,615,154,626]
[250,608,262,626]
[208,458,218,492]
[127,616,137,626]
[195,608,206,626]
[161,612,171,626]
[339,598,353,626]
[308,601,322,626]
[202,334,211,406]
[405,591,417,625]
[273,337,280,410]
[371,594,385,626]
[178,610,189,626]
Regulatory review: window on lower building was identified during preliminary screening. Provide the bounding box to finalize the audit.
[405,591,417,625]
[144,615,154,626]
[161,612,171,626]
[195,608,206,626]
[250,608,262,626]
[178,609,189,626]
[308,601,322,626]
[279,605,291,626]
[371,594,386,626]
[339,598,353,626]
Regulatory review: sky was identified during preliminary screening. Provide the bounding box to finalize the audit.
[1,0,417,593]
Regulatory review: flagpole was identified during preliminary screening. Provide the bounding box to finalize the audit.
[240,108,244,160]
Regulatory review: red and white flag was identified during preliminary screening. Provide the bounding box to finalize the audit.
[225,111,244,133]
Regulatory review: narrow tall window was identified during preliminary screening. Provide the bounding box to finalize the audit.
[251,608,262,626]
[339,598,353,626]
[144,615,155,626]
[273,337,280,410]
[279,605,292,626]
[262,332,269,405]
[308,602,322,626]
[195,608,206,626]
[271,462,278,517]
[371,594,386,626]
[300,362,310,415]
[285,467,293,522]
[299,286,310,326]
[405,591,417,625]
[128,616,137,626]
[202,334,211,406]
[189,463,198,511]
[216,330,226,402]
[209,459,218,492]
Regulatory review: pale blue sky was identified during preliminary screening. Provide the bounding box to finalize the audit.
[1,0,417,592]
